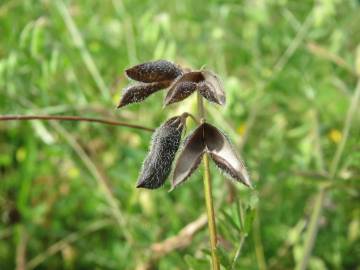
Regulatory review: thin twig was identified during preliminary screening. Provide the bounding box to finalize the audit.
[0,115,154,132]
[231,235,246,270]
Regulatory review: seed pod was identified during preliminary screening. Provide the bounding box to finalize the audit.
[171,125,205,189]
[172,122,251,190]
[126,60,183,83]
[117,81,171,108]
[164,81,197,106]
[137,115,187,189]
[164,71,204,106]
[203,123,251,187]
[164,70,226,107]
[198,71,226,105]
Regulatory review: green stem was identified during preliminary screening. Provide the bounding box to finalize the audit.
[253,208,267,270]
[296,186,326,270]
[203,154,220,270]
[197,92,220,270]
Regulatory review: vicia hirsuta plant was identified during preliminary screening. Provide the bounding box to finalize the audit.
[118,60,252,269]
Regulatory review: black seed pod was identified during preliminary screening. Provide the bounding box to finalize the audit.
[172,123,251,189]
[164,71,204,106]
[117,81,171,108]
[198,71,226,105]
[203,123,251,187]
[171,124,205,189]
[126,60,183,83]
[137,115,187,189]
[164,81,197,106]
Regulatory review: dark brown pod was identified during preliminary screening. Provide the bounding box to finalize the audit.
[164,81,197,106]
[203,123,251,187]
[172,122,251,189]
[137,115,187,189]
[125,60,183,83]
[171,124,205,189]
[117,81,171,108]
[164,71,204,106]
[198,71,226,105]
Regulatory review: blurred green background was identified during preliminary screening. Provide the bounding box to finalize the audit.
[1,0,360,269]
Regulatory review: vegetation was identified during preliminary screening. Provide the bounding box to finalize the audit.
[1,0,359,269]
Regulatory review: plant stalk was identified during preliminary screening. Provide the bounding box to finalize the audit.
[197,92,220,270]
[0,114,154,132]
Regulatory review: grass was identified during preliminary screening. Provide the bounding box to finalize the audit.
[1,0,360,269]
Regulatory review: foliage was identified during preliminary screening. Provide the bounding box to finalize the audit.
[0,0,359,269]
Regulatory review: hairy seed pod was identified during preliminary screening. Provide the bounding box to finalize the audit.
[172,123,251,190]
[171,125,205,189]
[137,115,187,189]
[164,71,204,106]
[164,81,197,106]
[163,70,226,107]
[203,123,251,187]
[198,71,226,105]
[126,60,183,83]
[117,81,171,108]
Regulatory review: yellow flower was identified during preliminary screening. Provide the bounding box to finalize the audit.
[67,167,80,179]
[237,123,247,136]
[328,129,342,144]
[16,148,27,162]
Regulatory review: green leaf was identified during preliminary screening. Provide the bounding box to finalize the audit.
[244,208,256,234]
[217,246,232,269]
[222,209,241,232]
[184,255,209,269]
